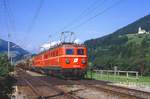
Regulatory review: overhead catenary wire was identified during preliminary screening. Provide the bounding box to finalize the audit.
[55,0,123,39]
[53,0,107,44]
[59,0,105,32]
[47,0,123,49]
[26,0,44,33]
[20,0,44,49]
[3,0,17,43]
[3,0,10,34]
[1,0,23,49]
[22,0,123,53]
[41,0,103,48]
[16,0,123,53]
[69,0,123,30]
[3,0,12,59]
[5,0,17,43]
[2,0,24,48]
[45,0,123,48]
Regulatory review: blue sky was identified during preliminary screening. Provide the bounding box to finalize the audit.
[0,0,150,53]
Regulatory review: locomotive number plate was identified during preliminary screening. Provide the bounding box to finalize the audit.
[74,58,78,63]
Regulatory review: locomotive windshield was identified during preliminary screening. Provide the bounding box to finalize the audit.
[66,49,74,55]
[77,49,84,55]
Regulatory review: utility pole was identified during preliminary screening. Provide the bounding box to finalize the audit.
[7,33,13,65]
[8,33,10,60]
[10,57,13,65]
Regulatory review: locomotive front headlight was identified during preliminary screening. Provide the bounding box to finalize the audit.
[66,58,70,64]
[82,59,86,64]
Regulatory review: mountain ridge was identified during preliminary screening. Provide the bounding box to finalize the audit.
[0,39,30,61]
[85,14,150,48]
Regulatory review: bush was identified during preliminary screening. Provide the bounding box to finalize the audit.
[0,54,16,98]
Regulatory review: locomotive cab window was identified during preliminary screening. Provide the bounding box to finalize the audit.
[77,49,84,55]
[66,49,74,55]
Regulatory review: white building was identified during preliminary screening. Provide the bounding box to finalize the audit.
[138,27,146,34]
[137,27,150,34]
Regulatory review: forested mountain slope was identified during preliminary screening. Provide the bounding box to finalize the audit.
[84,14,150,75]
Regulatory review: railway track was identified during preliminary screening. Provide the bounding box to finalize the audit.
[34,72,150,99]
[16,68,150,99]
[65,79,150,99]
[16,68,83,99]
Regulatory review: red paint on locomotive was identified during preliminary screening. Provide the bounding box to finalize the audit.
[32,43,88,74]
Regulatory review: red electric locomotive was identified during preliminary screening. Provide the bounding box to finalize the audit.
[31,42,88,78]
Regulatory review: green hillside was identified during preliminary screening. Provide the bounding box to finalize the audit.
[85,14,150,76]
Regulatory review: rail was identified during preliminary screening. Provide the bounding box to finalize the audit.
[17,68,82,99]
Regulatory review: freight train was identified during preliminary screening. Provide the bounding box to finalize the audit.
[18,42,88,79]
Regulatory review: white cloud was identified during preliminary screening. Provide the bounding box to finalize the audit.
[40,39,82,52]
[40,41,60,51]
[74,38,82,44]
